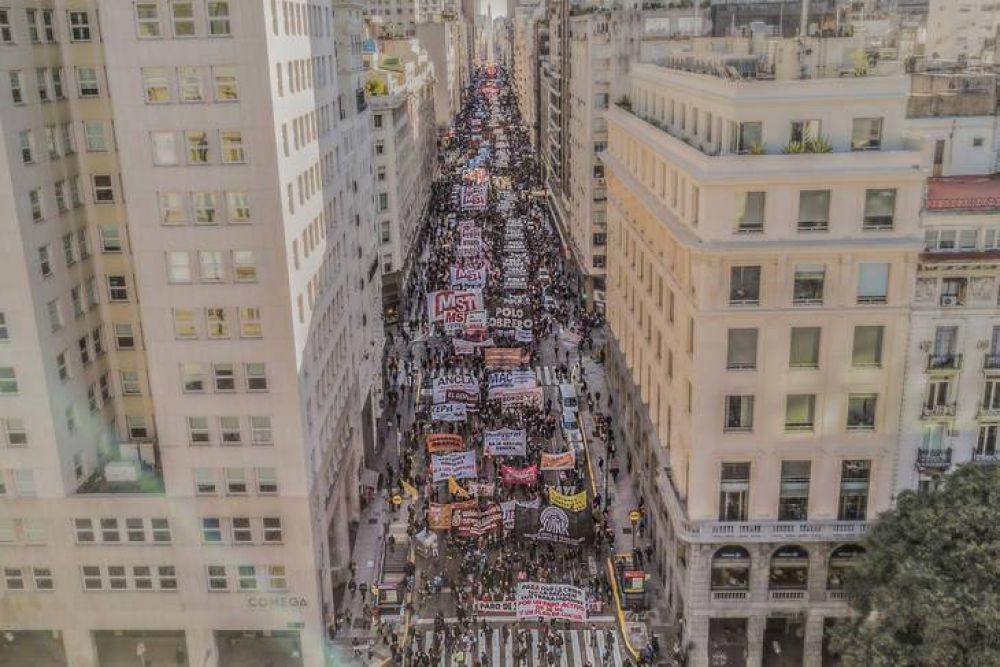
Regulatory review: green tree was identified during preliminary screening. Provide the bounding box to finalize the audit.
[830,464,1000,666]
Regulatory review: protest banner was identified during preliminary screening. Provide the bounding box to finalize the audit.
[467,481,495,497]
[489,306,533,330]
[450,266,487,289]
[501,464,538,485]
[515,582,587,622]
[515,328,534,343]
[483,428,527,456]
[540,450,576,471]
[548,487,588,512]
[473,599,517,615]
[447,476,471,498]
[431,450,477,482]
[427,499,477,530]
[488,370,537,391]
[485,347,530,369]
[500,387,544,409]
[528,505,588,546]
[425,433,465,454]
[430,402,468,423]
[431,374,479,404]
[453,504,503,537]
[454,337,494,355]
[456,239,484,258]
[427,290,484,324]
[460,185,488,210]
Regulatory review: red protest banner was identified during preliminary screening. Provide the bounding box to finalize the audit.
[501,464,538,485]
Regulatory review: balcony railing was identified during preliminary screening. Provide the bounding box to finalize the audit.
[927,353,963,372]
[984,354,1000,371]
[826,590,853,602]
[711,590,749,602]
[769,590,807,601]
[921,403,957,419]
[916,447,952,470]
[979,406,1000,420]
[704,519,870,542]
[973,452,1000,465]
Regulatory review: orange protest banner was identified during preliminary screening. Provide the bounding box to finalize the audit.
[426,433,465,453]
[540,450,576,471]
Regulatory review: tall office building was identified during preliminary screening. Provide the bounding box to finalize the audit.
[603,36,926,666]
[0,1,382,665]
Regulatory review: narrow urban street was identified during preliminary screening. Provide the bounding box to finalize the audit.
[330,65,663,667]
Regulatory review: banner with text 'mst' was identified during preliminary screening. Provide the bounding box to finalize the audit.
[515,582,587,622]
[427,289,484,324]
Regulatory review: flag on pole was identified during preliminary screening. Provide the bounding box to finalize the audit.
[448,476,471,499]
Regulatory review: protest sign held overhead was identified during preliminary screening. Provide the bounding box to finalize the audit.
[483,428,527,456]
[431,450,477,483]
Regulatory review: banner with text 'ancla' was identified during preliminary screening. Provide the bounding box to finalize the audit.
[515,582,587,622]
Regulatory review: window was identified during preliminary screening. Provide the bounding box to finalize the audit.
[206,308,228,338]
[857,262,889,304]
[186,131,209,164]
[200,251,224,281]
[56,352,69,381]
[46,299,62,331]
[0,367,17,394]
[82,566,103,590]
[847,394,877,431]
[941,277,967,307]
[178,66,203,102]
[193,191,218,224]
[181,363,204,392]
[100,518,120,542]
[41,10,54,42]
[718,462,750,521]
[74,518,96,543]
[736,191,765,233]
[729,266,760,306]
[733,121,762,154]
[213,363,235,391]
[142,67,171,103]
[375,140,384,155]
[45,127,58,160]
[114,323,135,349]
[226,191,250,222]
[207,2,231,36]
[157,566,177,590]
[84,121,108,152]
[93,174,114,202]
[4,418,26,446]
[267,565,287,591]
[237,565,257,590]
[18,130,33,164]
[207,565,228,590]
[373,114,383,129]
[797,190,830,232]
[711,546,750,591]
[162,251,191,284]
[219,416,241,444]
[151,518,171,543]
[769,545,810,590]
[263,517,283,543]
[233,250,257,281]
[126,414,148,439]
[68,177,82,207]
[838,460,871,520]
[136,3,161,37]
[4,567,25,591]
[926,229,979,252]
[28,188,43,222]
[724,395,754,432]
[121,371,142,396]
[68,11,91,41]
[232,517,252,542]
[0,312,7,341]
[107,275,128,302]
[194,468,216,494]
[133,566,153,590]
[787,327,820,369]
[851,326,884,368]
[225,468,247,494]
[792,265,824,305]
[851,117,882,150]
[250,416,273,445]
[213,66,238,100]
[0,9,12,43]
[790,119,821,143]
[785,394,816,431]
[100,226,122,253]
[977,425,999,459]
[171,1,196,36]
[863,189,896,230]
[245,363,267,391]
[187,416,210,445]
[256,467,277,494]
[38,245,52,277]
[236,307,263,338]
[173,308,197,338]
[202,517,223,543]
[51,68,63,98]
[220,130,245,163]
[9,71,23,104]
[76,67,98,97]
[32,567,53,591]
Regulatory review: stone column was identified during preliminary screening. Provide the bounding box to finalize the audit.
[803,612,827,667]
[61,627,98,667]
[686,615,710,667]
[749,543,771,604]
[746,614,767,667]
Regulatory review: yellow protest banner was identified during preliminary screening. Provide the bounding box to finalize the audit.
[448,476,471,499]
[547,486,588,512]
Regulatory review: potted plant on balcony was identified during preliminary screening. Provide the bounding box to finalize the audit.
[806,135,833,153]
[748,140,765,155]
[781,140,806,154]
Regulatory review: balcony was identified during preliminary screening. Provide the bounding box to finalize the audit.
[979,406,1000,420]
[984,354,1000,372]
[940,294,965,307]
[355,87,368,113]
[704,519,869,542]
[826,590,853,602]
[711,590,749,602]
[769,590,807,601]
[973,452,1000,465]
[927,353,963,372]
[916,447,952,470]
[77,454,164,495]
[920,403,957,419]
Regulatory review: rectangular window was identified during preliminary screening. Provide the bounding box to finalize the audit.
[181,363,204,392]
[250,416,273,445]
[0,367,17,394]
[718,462,750,521]
[157,566,177,590]
[213,363,235,391]
[797,190,830,232]
[213,65,238,100]
[736,191,765,233]
[9,71,23,104]
[977,425,999,458]
[84,121,107,152]
[125,518,146,543]
[851,117,883,150]
[166,252,191,283]
[133,566,153,590]
[256,467,277,494]
[245,363,267,391]
[28,188,43,222]
[789,327,820,369]
[171,1,196,36]
[56,352,69,381]
[187,416,210,444]
[76,67,98,97]
[93,174,114,202]
[4,418,27,446]
[193,191,218,224]
[199,251,224,281]
[0,9,13,43]
[74,518,95,543]
[4,567,25,591]
[41,10,55,42]
[194,468,216,494]
[232,250,257,281]
[120,371,141,395]
[68,11,91,41]
[231,517,252,542]
[207,2,231,35]
[136,2,161,37]
[142,67,171,103]
[126,415,148,439]
[18,130,33,164]
[790,119,821,144]
[724,395,754,432]
[44,126,58,161]
[785,394,816,431]
[219,416,241,444]
[237,565,257,590]
[114,323,135,349]
[226,191,251,222]
[173,308,197,339]
[32,567,53,591]
[262,517,283,543]
[792,264,824,306]
[847,394,877,431]
[220,130,245,163]
[100,518,120,542]
[51,68,63,98]
[857,262,889,304]
[38,245,52,277]
[205,307,228,338]
[267,565,287,591]
[207,565,228,591]
[778,461,810,521]
[238,307,262,338]
[178,66,203,102]
[82,566,103,590]
[863,189,896,230]
[186,131,209,164]
[202,517,223,543]
[225,468,247,494]
[838,460,871,520]
[0,312,7,341]
[852,326,884,368]
[729,266,760,306]
[733,121,762,154]
[46,299,62,331]
[941,277,967,307]
[100,226,122,253]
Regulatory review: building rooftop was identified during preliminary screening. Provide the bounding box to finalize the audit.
[926,174,1000,212]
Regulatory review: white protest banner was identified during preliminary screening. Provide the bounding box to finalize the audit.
[500,501,517,531]
[504,276,528,290]
[500,386,544,409]
[515,328,534,343]
[488,370,537,394]
[430,402,468,423]
[431,450,477,482]
[515,582,587,622]
[427,290,484,324]
[484,428,528,456]
[432,374,479,405]
[450,266,487,289]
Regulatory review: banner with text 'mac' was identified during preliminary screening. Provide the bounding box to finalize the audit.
[515,582,587,622]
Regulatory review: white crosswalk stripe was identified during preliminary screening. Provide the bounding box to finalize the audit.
[534,365,560,387]
[414,627,628,666]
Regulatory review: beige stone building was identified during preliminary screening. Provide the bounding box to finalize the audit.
[603,37,927,666]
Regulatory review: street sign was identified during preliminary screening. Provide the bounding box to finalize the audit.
[392,494,402,506]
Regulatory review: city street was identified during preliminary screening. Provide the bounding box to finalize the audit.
[331,64,661,667]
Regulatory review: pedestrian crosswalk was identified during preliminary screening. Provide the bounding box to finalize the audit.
[411,627,630,666]
[535,366,561,387]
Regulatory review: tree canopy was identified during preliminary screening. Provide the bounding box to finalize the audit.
[830,464,1000,666]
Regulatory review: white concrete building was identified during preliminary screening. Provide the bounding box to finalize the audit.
[603,37,927,666]
[416,19,470,130]
[927,0,1000,62]
[0,1,382,665]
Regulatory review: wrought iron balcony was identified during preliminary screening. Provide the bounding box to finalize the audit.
[984,354,1000,371]
[973,452,1000,465]
[916,447,952,470]
[921,403,957,419]
[927,353,963,372]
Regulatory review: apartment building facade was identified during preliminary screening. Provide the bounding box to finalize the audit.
[0,1,382,665]
[602,40,927,666]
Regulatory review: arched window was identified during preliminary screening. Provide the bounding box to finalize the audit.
[827,544,865,591]
[769,545,809,590]
[711,545,750,591]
